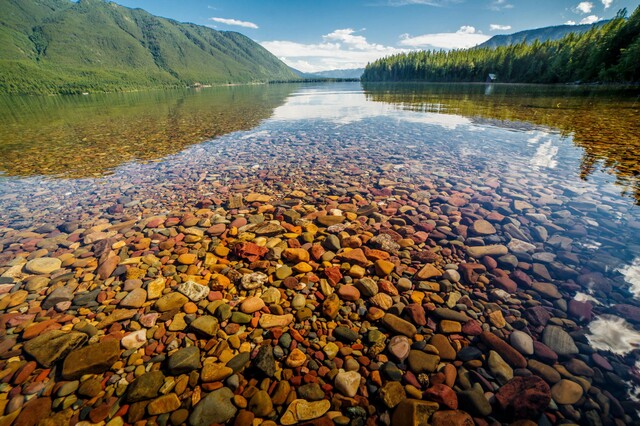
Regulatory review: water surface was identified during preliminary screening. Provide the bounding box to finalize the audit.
[1,82,640,413]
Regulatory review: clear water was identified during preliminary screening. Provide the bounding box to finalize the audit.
[2,82,640,406]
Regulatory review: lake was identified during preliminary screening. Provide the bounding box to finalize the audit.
[1,82,639,424]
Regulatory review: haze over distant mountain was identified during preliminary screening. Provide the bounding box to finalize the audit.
[477,21,609,49]
[289,67,364,80]
[313,68,364,79]
[0,0,298,94]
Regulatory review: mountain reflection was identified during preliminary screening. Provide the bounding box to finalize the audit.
[363,83,640,204]
[0,84,298,178]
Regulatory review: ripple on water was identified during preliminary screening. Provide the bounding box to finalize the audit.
[587,315,640,355]
[619,257,640,300]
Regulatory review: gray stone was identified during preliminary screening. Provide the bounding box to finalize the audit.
[254,345,276,378]
[127,371,165,402]
[510,330,534,355]
[23,330,88,368]
[542,325,578,357]
[168,346,201,375]
[189,387,237,426]
[42,287,74,309]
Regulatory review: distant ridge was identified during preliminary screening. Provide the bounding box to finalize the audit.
[0,0,299,94]
[289,67,364,80]
[477,21,610,49]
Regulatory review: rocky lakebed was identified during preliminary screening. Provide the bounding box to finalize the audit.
[1,84,640,426]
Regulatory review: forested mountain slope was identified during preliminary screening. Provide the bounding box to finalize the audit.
[362,8,639,84]
[0,0,299,94]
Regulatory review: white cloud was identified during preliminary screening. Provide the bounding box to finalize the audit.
[260,29,405,73]
[399,25,490,49]
[565,20,577,25]
[580,14,601,24]
[209,17,258,29]
[490,24,512,31]
[489,0,514,11]
[575,1,594,13]
[602,0,613,8]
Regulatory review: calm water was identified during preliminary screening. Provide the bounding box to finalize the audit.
[2,82,640,404]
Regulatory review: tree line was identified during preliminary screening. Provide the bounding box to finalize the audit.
[361,7,640,84]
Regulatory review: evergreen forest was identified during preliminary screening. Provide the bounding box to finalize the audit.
[362,7,640,84]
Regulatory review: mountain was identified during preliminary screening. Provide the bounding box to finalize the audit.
[289,67,364,79]
[0,0,298,94]
[288,67,322,79]
[477,21,610,49]
[313,68,364,79]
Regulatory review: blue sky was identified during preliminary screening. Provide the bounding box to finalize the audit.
[114,0,638,72]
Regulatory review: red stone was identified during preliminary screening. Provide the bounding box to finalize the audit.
[13,361,37,385]
[339,248,369,266]
[495,376,551,420]
[461,320,483,336]
[458,263,486,284]
[568,299,593,322]
[511,270,532,287]
[234,242,268,262]
[14,397,51,426]
[423,384,458,409]
[480,331,527,368]
[324,266,343,287]
[404,303,426,326]
[492,276,517,293]
[431,410,474,426]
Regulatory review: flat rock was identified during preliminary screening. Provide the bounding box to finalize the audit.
[155,292,189,312]
[119,288,147,308]
[62,339,120,379]
[127,371,165,402]
[471,220,496,235]
[510,330,534,355]
[407,350,440,374]
[189,387,237,426]
[542,325,578,357]
[24,257,62,274]
[551,379,583,405]
[189,316,219,336]
[258,313,293,328]
[240,296,265,313]
[466,245,508,258]
[280,399,331,425]
[23,330,88,368]
[430,334,456,360]
[42,286,73,310]
[382,313,417,337]
[168,346,201,375]
[96,309,136,329]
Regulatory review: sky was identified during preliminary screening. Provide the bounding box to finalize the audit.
[114,0,638,72]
